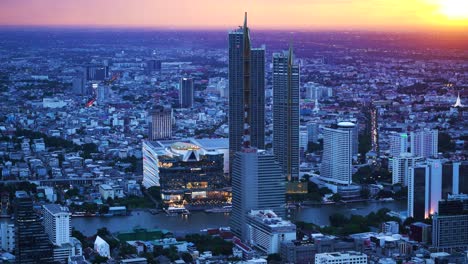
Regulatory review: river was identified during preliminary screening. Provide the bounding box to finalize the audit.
[69,200,407,236]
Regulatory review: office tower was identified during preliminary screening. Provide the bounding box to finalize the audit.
[432,198,468,250]
[307,122,320,144]
[72,77,86,95]
[43,204,71,246]
[299,129,308,151]
[410,129,438,158]
[442,161,468,197]
[321,127,352,185]
[97,85,109,105]
[85,65,108,81]
[146,59,162,73]
[272,46,300,181]
[14,191,54,264]
[337,121,359,157]
[228,13,265,169]
[148,105,172,141]
[408,159,468,221]
[230,150,285,240]
[246,210,296,254]
[179,77,194,108]
[315,251,368,264]
[408,159,443,220]
[391,153,423,186]
[389,132,408,157]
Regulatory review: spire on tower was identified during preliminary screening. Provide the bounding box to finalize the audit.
[288,40,294,66]
[244,12,248,29]
[453,92,464,107]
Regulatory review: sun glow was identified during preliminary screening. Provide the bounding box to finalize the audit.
[437,0,468,20]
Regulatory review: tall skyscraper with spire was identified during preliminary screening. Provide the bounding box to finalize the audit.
[272,45,300,181]
[229,13,285,241]
[228,12,265,171]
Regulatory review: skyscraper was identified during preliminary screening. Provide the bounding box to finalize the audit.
[85,65,108,81]
[321,127,353,185]
[230,150,286,240]
[273,46,300,181]
[14,191,54,264]
[179,77,194,108]
[391,153,423,186]
[408,159,442,220]
[408,159,467,221]
[148,105,172,141]
[43,204,71,246]
[432,198,468,250]
[228,13,265,170]
[389,132,409,157]
[410,129,438,158]
[337,121,359,157]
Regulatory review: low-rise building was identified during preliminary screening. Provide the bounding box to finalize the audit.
[246,210,296,254]
[315,251,368,264]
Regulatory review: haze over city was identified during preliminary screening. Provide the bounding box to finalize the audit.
[1,0,468,31]
[0,1,467,264]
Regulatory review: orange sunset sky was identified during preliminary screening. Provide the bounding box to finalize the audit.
[0,0,467,31]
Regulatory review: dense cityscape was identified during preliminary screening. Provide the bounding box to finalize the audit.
[0,5,467,264]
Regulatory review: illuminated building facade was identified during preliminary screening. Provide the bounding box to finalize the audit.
[142,139,229,205]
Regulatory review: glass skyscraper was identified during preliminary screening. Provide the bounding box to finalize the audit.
[228,13,265,171]
[272,46,300,181]
[230,150,286,240]
[14,191,54,264]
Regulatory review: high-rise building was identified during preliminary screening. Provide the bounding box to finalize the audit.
[391,153,423,186]
[389,132,409,157]
[230,150,285,240]
[0,223,15,252]
[410,129,438,158]
[408,159,443,220]
[337,122,358,157]
[228,13,265,170]
[315,251,368,264]
[307,122,320,144]
[408,159,467,221]
[441,161,468,198]
[321,127,353,185]
[146,59,162,73]
[272,46,300,181]
[432,197,468,251]
[72,77,86,95]
[85,65,108,81]
[179,77,194,108]
[148,105,172,141]
[43,204,71,246]
[97,85,109,105]
[14,191,54,264]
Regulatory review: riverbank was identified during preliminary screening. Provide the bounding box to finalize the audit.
[70,200,407,236]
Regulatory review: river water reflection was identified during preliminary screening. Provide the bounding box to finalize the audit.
[70,200,407,236]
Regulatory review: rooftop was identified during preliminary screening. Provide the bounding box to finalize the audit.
[43,204,70,214]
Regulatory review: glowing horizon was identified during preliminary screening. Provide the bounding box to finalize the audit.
[0,0,467,32]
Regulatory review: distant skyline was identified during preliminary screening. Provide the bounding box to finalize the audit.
[0,0,467,32]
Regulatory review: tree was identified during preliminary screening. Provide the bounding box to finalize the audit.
[267,253,282,263]
[438,132,455,153]
[93,255,108,264]
[181,252,193,263]
[331,193,342,202]
[119,243,137,257]
[97,227,110,237]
